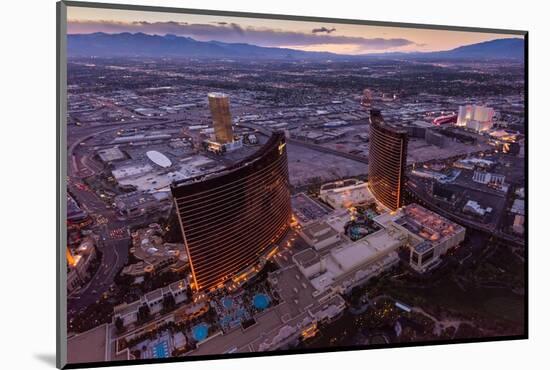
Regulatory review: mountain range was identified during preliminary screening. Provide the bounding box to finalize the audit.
[67,32,524,61]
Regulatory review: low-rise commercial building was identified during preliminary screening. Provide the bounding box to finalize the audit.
[113,279,189,326]
[295,202,466,283]
[67,237,99,293]
[114,191,172,218]
[294,224,405,294]
[299,221,341,251]
[319,179,375,209]
[511,199,525,215]
[67,194,92,231]
[394,204,466,272]
[291,192,333,226]
[512,215,525,235]
[454,158,494,170]
[97,147,126,163]
[463,200,492,217]
[122,224,188,278]
[472,171,506,186]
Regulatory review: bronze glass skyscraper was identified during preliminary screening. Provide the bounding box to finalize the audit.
[368,110,408,211]
[171,133,291,292]
[208,92,234,144]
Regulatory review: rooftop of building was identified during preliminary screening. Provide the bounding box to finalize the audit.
[300,221,339,244]
[397,204,465,244]
[369,109,409,135]
[291,192,333,225]
[67,194,88,220]
[395,203,465,244]
[171,132,285,189]
[113,154,221,193]
[97,147,126,162]
[114,191,169,210]
[293,249,321,269]
[329,226,405,273]
[373,209,404,227]
[321,182,375,209]
[308,294,346,320]
[128,224,187,268]
[113,300,142,318]
[324,209,354,234]
[114,278,188,317]
[320,178,362,192]
[208,92,228,99]
[144,288,163,302]
[146,150,172,168]
[299,223,405,293]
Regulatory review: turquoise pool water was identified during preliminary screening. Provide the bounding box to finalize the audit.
[152,341,168,358]
[192,323,209,341]
[253,294,270,310]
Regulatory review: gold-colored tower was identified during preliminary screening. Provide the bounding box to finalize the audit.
[208,92,234,144]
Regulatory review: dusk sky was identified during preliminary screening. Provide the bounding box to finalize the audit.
[67,6,519,55]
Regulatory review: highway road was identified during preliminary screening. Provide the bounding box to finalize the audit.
[67,177,130,315]
[66,120,178,316]
[67,176,159,316]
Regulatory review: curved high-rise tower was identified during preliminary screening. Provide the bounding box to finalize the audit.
[368,110,408,211]
[171,132,291,292]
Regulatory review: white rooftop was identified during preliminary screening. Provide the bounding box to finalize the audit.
[146,150,172,168]
[307,226,406,292]
[329,228,404,272]
[208,92,228,98]
[113,155,221,192]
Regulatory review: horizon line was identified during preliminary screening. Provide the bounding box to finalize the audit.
[65,32,524,57]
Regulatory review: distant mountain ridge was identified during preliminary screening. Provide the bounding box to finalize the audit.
[67,32,337,60]
[414,38,524,60]
[67,32,525,61]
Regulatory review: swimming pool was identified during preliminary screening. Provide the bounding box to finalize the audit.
[152,341,169,358]
[192,323,209,342]
[253,293,270,310]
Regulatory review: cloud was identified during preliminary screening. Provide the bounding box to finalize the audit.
[312,27,336,34]
[228,22,245,36]
[67,20,416,51]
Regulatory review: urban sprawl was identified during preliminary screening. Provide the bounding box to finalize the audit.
[66,57,525,364]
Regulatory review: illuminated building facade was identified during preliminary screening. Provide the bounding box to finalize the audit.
[361,88,373,107]
[66,247,76,267]
[368,110,408,211]
[395,204,466,272]
[456,105,495,132]
[171,132,292,292]
[208,92,234,144]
